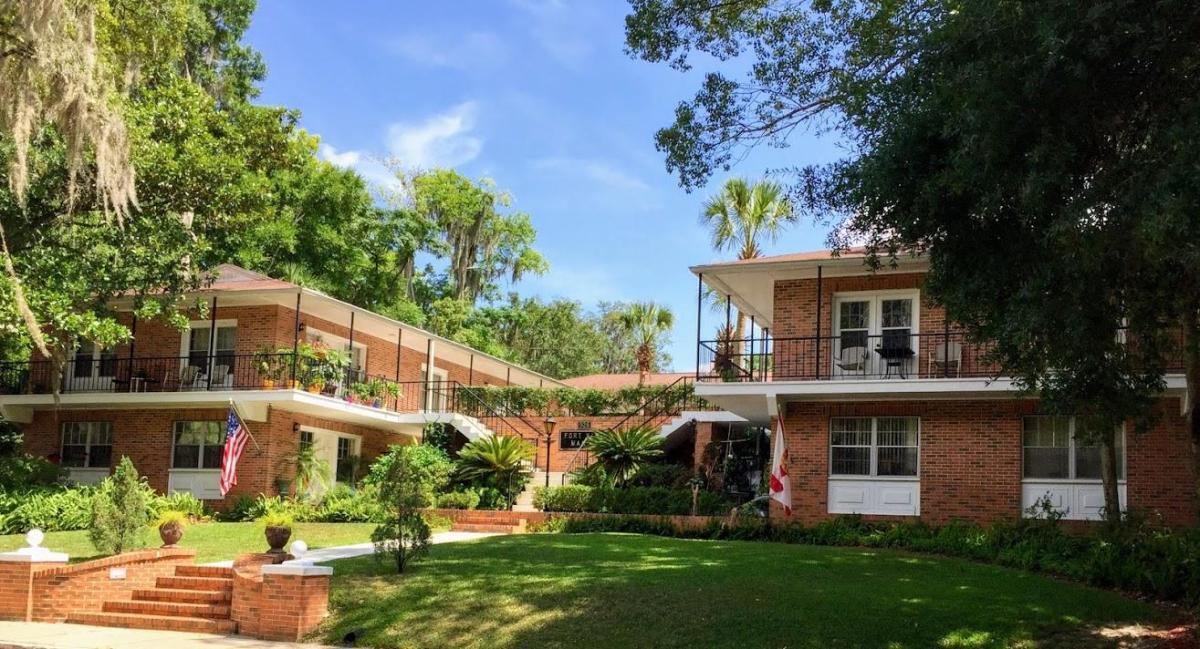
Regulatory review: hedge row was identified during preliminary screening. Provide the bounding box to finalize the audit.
[533,485,732,516]
[0,486,207,534]
[532,513,1200,607]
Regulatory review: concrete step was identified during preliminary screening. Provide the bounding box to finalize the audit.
[156,575,233,592]
[132,588,231,605]
[103,599,230,619]
[174,565,233,579]
[450,522,519,534]
[66,611,237,634]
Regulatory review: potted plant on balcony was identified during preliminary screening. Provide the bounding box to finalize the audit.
[254,348,283,389]
[346,381,370,404]
[259,512,294,554]
[154,510,188,547]
[366,379,400,408]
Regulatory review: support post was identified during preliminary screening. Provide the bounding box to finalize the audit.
[424,339,435,411]
[127,314,137,379]
[815,265,823,380]
[749,315,756,381]
[506,367,511,386]
[468,354,474,385]
[206,296,218,390]
[394,328,403,410]
[695,273,703,379]
[347,311,355,384]
[943,318,950,378]
[291,292,301,387]
[762,327,770,381]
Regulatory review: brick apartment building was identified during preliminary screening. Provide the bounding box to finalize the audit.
[0,265,566,506]
[692,248,1197,526]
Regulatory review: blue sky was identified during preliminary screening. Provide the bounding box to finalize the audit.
[245,1,841,371]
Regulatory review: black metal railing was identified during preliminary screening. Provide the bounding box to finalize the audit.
[560,376,715,482]
[697,329,1188,382]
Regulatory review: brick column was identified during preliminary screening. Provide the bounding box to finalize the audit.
[0,543,68,621]
[256,563,332,641]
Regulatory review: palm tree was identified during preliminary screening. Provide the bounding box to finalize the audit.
[583,427,664,486]
[617,302,675,385]
[455,435,536,507]
[701,178,795,345]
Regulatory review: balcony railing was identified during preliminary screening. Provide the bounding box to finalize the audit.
[697,330,1187,382]
[0,354,477,415]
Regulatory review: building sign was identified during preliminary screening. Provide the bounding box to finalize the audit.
[560,429,591,450]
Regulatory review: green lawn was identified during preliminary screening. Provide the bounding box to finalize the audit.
[0,522,377,564]
[319,533,1179,649]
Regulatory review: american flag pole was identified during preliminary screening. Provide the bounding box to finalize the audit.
[228,399,262,453]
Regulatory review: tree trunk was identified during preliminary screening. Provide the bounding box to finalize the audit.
[1099,428,1121,524]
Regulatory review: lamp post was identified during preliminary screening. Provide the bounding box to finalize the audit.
[543,416,558,487]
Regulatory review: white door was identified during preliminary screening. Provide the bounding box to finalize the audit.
[67,341,117,392]
[832,294,918,378]
[424,367,449,411]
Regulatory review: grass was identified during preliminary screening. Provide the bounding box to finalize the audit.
[319,533,1181,649]
[0,522,377,564]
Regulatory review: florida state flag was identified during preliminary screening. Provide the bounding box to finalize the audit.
[769,417,792,516]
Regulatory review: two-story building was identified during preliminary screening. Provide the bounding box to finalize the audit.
[0,265,564,504]
[692,248,1196,526]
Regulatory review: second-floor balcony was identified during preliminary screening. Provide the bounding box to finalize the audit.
[697,331,1188,383]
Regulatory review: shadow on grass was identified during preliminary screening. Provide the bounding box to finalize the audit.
[319,533,1179,649]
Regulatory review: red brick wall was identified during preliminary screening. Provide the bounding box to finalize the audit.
[21,407,410,508]
[29,548,195,622]
[772,398,1196,526]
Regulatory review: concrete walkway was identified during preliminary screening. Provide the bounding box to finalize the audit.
[0,622,336,649]
[203,529,496,567]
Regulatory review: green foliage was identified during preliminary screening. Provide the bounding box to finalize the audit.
[364,444,453,508]
[615,302,674,378]
[89,457,151,554]
[460,382,701,417]
[257,511,294,529]
[422,424,454,455]
[0,486,95,534]
[533,485,730,516]
[284,439,332,497]
[628,464,693,489]
[0,454,66,490]
[151,491,210,520]
[372,439,433,573]
[153,510,189,529]
[434,491,480,510]
[473,487,508,511]
[454,436,536,507]
[584,427,664,486]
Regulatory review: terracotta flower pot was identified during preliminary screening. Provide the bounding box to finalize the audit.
[265,525,292,554]
[159,522,184,547]
[307,383,323,394]
[262,378,276,389]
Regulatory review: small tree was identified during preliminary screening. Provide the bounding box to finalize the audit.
[454,436,535,507]
[372,446,432,573]
[584,427,664,486]
[89,456,151,555]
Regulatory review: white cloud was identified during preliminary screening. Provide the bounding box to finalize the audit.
[532,157,650,192]
[386,101,483,169]
[387,32,508,70]
[318,144,361,169]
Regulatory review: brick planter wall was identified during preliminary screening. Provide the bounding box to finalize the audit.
[229,552,331,642]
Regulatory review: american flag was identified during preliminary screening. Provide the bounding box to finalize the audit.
[219,407,250,497]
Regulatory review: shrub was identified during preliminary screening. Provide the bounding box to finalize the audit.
[435,491,480,510]
[629,464,693,489]
[0,455,66,489]
[533,485,593,512]
[533,485,731,516]
[0,486,96,533]
[316,484,383,522]
[365,444,453,506]
[258,511,294,529]
[89,457,152,554]
[153,509,189,529]
[584,427,663,486]
[474,487,507,510]
[454,436,535,506]
[152,491,209,519]
[372,441,432,573]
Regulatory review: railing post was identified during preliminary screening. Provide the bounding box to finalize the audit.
[943,320,950,378]
[749,315,756,381]
[815,265,823,380]
[762,328,769,381]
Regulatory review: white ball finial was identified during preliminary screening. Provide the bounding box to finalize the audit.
[290,539,308,558]
[26,529,44,548]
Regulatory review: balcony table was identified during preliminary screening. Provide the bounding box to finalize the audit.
[875,345,915,379]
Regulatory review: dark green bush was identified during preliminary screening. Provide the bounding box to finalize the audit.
[435,490,481,510]
[537,513,1200,607]
[628,464,693,489]
[0,486,96,533]
[474,487,507,510]
[0,455,66,489]
[533,485,732,516]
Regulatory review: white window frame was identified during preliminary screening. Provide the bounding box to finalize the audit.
[170,420,226,470]
[67,342,118,390]
[832,290,921,376]
[60,421,113,469]
[829,416,921,479]
[1021,416,1126,482]
[180,320,238,387]
[421,364,449,411]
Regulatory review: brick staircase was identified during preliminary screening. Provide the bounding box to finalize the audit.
[67,564,236,634]
[449,511,529,534]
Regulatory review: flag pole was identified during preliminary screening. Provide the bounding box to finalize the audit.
[229,399,263,453]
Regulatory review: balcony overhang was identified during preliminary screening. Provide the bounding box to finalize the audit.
[695,375,1190,423]
[0,389,427,435]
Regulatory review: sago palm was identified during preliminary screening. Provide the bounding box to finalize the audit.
[584,426,664,486]
[701,178,795,344]
[617,302,674,384]
[455,435,536,505]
